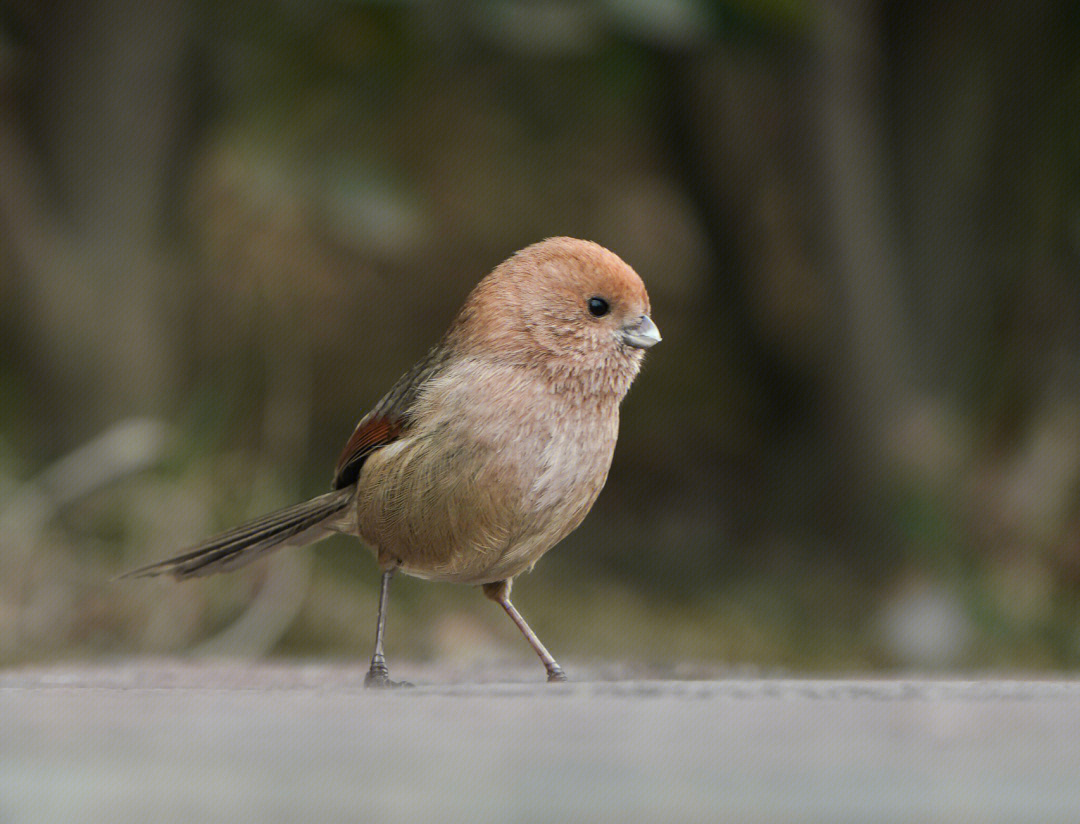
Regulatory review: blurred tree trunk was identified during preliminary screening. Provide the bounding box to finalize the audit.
[887,0,1080,423]
[811,0,912,453]
[0,0,192,446]
[643,4,913,560]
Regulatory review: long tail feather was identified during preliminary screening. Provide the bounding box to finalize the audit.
[121,488,354,580]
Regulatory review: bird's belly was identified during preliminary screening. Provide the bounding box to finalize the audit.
[353,416,615,584]
[361,487,579,585]
[397,531,549,584]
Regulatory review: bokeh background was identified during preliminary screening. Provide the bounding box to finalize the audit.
[2,0,1079,673]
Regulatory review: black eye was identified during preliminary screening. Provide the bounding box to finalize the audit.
[588,297,609,317]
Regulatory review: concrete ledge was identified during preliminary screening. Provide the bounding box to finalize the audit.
[3,661,1079,823]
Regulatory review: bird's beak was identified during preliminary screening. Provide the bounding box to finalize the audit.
[620,314,662,349]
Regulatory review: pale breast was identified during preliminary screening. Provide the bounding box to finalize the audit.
[351,358,620,584]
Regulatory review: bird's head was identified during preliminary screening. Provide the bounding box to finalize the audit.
[453,238,660,395]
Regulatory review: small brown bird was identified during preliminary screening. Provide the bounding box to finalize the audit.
[125,238,660,685]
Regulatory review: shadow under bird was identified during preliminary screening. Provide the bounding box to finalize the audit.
[124,237,660,685]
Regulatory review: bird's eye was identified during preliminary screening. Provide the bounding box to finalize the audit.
[588,297,610,317]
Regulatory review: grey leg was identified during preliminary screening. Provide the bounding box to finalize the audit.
[482,581,567,683]
[365,569,409,688]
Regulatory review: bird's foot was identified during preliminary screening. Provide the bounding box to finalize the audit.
[546,666,567,683]
[364,665,413,689]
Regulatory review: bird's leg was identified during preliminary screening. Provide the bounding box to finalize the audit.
[482,580,567,683]
[365,568,410,688]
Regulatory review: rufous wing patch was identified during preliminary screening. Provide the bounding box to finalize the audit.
[332,415,404,489]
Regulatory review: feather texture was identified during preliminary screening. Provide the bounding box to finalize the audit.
[121,488,354,579]
[331,342,447,489]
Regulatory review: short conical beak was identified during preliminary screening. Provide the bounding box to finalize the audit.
[620,314,662,349]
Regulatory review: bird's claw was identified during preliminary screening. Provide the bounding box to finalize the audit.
[364,668,413,689]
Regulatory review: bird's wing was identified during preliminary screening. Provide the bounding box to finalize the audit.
[332,342,448,489]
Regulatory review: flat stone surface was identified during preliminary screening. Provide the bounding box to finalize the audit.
[3,661,1080,823]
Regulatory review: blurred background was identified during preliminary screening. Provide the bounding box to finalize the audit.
[1,0,1079,673]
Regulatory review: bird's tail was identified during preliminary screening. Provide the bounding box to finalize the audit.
[121,488,354,580]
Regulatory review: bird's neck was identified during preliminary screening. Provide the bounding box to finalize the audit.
[526,351,641,401]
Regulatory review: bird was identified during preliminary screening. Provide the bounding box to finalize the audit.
[124,237,660,686]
